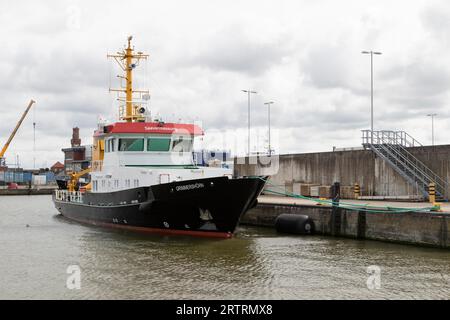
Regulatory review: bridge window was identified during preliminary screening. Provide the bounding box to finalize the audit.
[118,138,144,152]
[147,137,171,152]
[105,140,108,153]
[105,139,113,153]
[172,136,193,152]
[106,138,115,152]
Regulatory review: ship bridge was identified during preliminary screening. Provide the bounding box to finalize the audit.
[99,121,204,167]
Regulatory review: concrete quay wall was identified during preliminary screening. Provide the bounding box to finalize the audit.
[234,145,450,198]
[241,203,450,249]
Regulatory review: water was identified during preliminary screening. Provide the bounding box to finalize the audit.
[0,195,449,300]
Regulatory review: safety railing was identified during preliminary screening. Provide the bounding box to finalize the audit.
[362,130,448,200]
[55,190,83,203]
[362,130,423,147]
[375,131,447,196]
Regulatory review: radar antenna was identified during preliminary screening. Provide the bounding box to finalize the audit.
[107,36,150,122]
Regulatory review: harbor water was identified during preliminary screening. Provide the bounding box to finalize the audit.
[0,195,449,299]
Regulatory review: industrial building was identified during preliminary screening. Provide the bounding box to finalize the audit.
[62,127,92,174]
[0,167,57,187]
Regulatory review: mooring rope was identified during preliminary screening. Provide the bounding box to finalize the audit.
[253,176,440,213]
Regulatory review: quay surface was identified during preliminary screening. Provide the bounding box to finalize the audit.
[258,195,450,212]
[242,195,450,249]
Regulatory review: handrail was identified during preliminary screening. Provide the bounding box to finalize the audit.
[362,130,423,147]
[373,137,428,185]
[362,130,448,199]
[375,131,447,194]
[55,190,84,203]
[374,143,430,196]
[391,145,446,189]
[374,131,443,184]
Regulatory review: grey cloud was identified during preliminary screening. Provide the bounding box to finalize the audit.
[420,2,450,45]
[179,25,293,76]
[4,47,108,95]
[285,107,369,131]
[302,45,352,89]
[382,61,450,96]
[378,59,450,115]
[253,96,370,133]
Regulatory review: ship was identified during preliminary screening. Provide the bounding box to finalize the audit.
[52,36,267,238]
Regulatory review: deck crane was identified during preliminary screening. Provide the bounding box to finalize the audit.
[0,99,36,167]
[67,167,91,192]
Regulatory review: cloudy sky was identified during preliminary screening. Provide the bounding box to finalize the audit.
[1,0,450,168]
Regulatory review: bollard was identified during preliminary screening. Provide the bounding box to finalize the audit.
[428,182,436,204]
[332,182,340,206]
[428,182,441,210]
[331,182,341,236]
[354,183,361,199]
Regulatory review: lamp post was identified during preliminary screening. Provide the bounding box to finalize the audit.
[427,113,437,146]
[242,90,257,156]
[264,101,274,155]
[362,50,382,143]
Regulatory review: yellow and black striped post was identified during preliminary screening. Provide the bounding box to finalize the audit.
[428,182,441,211]
[354,183,361,199]
[428,182,436,204]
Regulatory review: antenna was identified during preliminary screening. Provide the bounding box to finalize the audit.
[107,36,149,122]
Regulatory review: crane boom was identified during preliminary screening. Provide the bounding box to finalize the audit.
[0,99,36,159]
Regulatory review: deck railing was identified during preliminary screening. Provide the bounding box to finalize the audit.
[55,190,83,203]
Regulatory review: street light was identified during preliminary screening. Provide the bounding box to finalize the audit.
[427,113,437,146]
[242,89,257,156]
[362,50,382,142]
[264,101,274,155]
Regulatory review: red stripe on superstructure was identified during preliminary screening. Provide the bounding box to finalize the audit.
[65,215,233,239]
[106,122,204,135]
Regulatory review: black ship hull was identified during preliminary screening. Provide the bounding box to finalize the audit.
[53,176,266,238]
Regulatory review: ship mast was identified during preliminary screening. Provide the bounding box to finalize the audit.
[108,36,149,122]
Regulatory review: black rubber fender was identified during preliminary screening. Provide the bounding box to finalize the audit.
[275,214,315,235]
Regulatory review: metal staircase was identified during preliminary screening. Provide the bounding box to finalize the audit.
[362,130,448,201]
